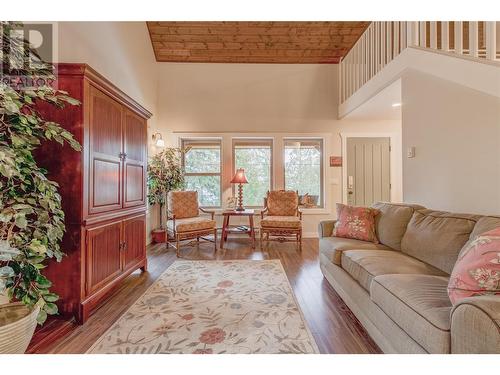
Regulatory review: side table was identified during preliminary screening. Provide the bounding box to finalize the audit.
[220,209,256,249]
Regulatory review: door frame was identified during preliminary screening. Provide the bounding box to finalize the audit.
[340,132,400,205]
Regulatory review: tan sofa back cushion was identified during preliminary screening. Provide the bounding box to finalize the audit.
[371,202,425,250]
[167,191,199,219]
[401,210,480,274]
[469,216,500,240]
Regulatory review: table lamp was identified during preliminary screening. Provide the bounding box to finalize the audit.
[230,168,248,211]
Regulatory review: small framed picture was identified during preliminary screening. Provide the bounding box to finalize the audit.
[330,156,342,167]
[226,196,237,210]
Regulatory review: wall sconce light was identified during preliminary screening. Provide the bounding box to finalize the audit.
[152,132,165,148]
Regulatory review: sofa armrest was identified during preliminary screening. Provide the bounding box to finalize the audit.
[451,295,500,353]
[318,220,337,238]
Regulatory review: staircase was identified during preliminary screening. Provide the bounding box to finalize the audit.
[339,21,500,115]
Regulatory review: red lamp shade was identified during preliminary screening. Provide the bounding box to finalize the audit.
[230,168,248,184]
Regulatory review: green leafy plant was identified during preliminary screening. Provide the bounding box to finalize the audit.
[0,21,81,324]
[147,147,185,229]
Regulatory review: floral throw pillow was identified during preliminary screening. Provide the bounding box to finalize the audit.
[448,227,500,305]
[333,203,380,244]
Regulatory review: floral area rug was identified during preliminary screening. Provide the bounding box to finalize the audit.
[87,260,319,354]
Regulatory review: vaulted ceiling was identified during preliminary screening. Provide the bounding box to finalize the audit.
[146,22,370,63]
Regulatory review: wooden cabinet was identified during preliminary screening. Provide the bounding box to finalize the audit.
[85,221,122,296]
[122,215,147,271]
[123,109,147,209]
[35,64,151,324]
[88,86,123,215]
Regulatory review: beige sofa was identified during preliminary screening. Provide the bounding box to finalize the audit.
[319,202,500,354]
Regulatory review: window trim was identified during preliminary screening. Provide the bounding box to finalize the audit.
[231,138,274,208]
[283,137,325,209]
[180,138,223,208]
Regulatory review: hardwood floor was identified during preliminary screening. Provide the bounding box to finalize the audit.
[30,238,381,354]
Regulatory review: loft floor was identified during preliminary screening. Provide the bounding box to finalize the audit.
[29,239,380,354]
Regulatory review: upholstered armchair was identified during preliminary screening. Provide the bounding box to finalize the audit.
[260,190,303,251]
[166,191,217,257]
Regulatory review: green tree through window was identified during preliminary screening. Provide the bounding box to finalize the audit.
[284,139,323,208]
[234,140,272,207]
[182,139,222,207]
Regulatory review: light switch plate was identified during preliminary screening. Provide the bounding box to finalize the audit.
[407,147,416,158]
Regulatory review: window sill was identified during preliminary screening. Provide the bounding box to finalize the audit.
[207,208,330,216]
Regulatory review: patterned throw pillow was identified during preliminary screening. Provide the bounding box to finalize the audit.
[333,203,380,243]
[448,227,500,305]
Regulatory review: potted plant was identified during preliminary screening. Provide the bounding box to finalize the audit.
[0,21,81,353]
[147,147,185,243]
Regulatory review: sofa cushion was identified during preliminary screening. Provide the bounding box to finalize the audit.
[401,210,480,274]
[469,216,500,241]
[319,237,392,265]
[167,216,216,233]
[341,249,446,291]
[371,202,425,250]
[261,216,301,229]
[371,274,452,353]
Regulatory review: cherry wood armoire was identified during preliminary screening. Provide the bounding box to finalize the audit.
[36,64,151,323]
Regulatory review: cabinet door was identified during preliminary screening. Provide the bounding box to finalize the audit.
[123,109,146,208]
[122,215,146,271]
[88,86,123,215]
[85,221,122,296]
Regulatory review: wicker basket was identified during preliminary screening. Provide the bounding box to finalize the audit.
[0,302,39,353]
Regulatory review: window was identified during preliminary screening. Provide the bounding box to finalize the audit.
[181,139,222,207]
[233,139,273,207]
[284,139,323,208]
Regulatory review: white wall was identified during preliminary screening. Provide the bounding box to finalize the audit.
[153,63,402,237]
[57,22,159,240]
[401,70,500,215]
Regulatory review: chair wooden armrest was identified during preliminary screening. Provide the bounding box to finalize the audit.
[199,207,215,220]
[260,207,269,219]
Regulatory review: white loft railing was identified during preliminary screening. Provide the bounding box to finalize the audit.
[339,21,499,103]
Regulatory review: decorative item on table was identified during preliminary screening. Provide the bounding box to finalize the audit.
[330,156,342,167]
[299,193,319,208]
[230,168,248,211]
[226,196,237,210]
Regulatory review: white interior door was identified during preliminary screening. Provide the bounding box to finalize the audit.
[346,137,391,206]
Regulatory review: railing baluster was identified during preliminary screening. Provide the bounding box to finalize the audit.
[408,21,418,46]
[387,21,392,62]
[441,21,449,51]
[393,21,400,57]
[401,21,407,50]
[454,21,463,54]
[485,21,497,60]
[419,21,427,47]
[430,22,437,49]
[375,22,380,74]
[364,30,370,83]
[380,22,386,67]
[469,21,479,57]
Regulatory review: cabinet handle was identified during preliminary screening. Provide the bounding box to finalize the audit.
[123,242,127,251]
[119,152,127,161]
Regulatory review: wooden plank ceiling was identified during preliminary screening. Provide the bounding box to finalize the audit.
[147,22,370,63]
